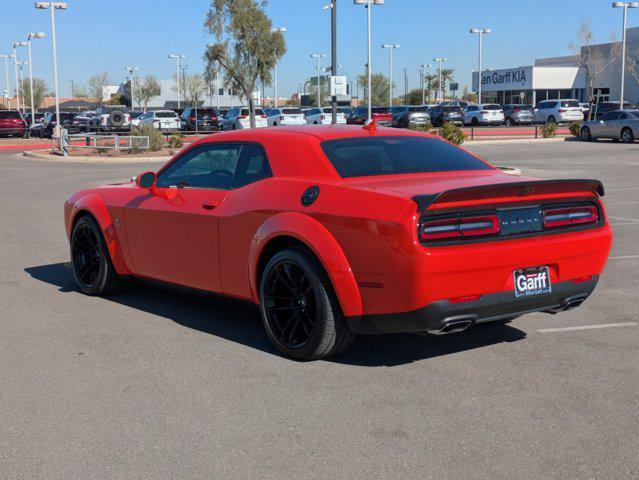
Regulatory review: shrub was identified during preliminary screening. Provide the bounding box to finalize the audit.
[167,133,184,154]
[439,122,467,145]
[539,122,557,138]
[408,122,432,133]
[133,124,164,151]
[569,121,582,137]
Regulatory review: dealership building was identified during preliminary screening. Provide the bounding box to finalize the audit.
[472,27,639,105]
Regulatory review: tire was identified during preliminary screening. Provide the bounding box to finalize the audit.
[547,115,556,124]
[471,117,479,126]
[581,126,592,142]
[70,215,122,296]
[505,117,512,127]
[259,248,355,360]
[621,127,634,143]
[107,110,125,128]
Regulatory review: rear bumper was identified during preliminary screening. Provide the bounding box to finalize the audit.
[346,276,599,334]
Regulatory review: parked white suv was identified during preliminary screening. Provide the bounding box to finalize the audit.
[463,104,504,126]
[305,107,346,125]
[222,107,268,129]
[267,107,306,126]
[533,99,584,124]
[138,110,181,132]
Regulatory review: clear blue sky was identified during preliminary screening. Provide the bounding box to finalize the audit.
[1,0,635,98]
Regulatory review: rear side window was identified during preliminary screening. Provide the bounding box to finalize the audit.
[321,136,492,178]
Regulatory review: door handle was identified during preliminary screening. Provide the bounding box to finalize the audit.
[202,201,218,211]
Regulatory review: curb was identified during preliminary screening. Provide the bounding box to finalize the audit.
[464,136,570,146]
[22,150,170,163]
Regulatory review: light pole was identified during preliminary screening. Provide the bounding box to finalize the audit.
[125,66,138,110]
[35,2,66,140]
[271,27,286,109]
[180,64,188,106]
[12,42,27,113]
[420,63,431,105]
[310,53,326,107]
[168,54,186,108]
[382,44,399,106]
[17,61,29,113]
[433,57,447,103]
[26,33,45,123]
[0,54,12,109]
[402,67,408,105]
[355,0,384,123]
[470,28,491,104]
[612,2,638,110]
[324,1,338,123]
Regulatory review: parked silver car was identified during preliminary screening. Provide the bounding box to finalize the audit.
[580,109,639,143]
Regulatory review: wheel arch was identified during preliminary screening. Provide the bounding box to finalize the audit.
[248,212,363,317]
[67,194,131,275]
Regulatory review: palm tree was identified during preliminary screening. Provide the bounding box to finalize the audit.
[424,73,437,103]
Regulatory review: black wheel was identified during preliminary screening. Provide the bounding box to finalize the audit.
[505,117,512,126]
[70,215,122,295]
[621,127,634,143]
[471,117,479,126]
[581,126,592,141]
[547,115,556,124]
[259,248,355,360]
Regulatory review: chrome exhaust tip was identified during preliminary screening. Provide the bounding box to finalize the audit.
[427,317,475,336]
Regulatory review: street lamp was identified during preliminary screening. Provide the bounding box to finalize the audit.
[0,54,12,109]
[323,1,338,123]
[168,54,186,108]
[12,42,27,114]
[310,53,326,107]
[354,0,384,123]
[433,57,447,103]
[271,27,286,108]
[35,2,67,140]
[16,61,29,113]
[612,2,638,110]
[125,66,138,110]
[470,27,491,104]
[420,63,432,105]
[26,33,45,124]
[382,44,400,106]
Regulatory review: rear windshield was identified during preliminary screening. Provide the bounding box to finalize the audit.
[408,106,429,112]
[442,107,462,112]
[371,107,390,114]
[282,108,302,114]
[240,108,265,115]
[560,100,579,108]
[156,111,177,118]
[321,136,491,178]
[0,111,22,119]
[482,104,501,110]
[193,108,217,115]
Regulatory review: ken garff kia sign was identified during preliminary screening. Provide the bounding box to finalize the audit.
[472,66,533,92]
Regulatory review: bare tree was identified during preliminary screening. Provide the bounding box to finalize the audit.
[572,22,621,119]
[204,0,286,127]
[172,72,208,106]
[20,78,48,109]
[136,75,161,111]
[87,71,110,103]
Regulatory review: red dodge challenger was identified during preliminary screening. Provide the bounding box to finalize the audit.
[64,125,612,360]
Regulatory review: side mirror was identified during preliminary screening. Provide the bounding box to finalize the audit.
[135,171,157,189]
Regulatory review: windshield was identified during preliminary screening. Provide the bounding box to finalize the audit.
[321,136,492,178]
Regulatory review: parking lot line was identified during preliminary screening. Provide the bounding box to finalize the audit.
[607,201,639,205]
[608,216,639,222]
[538,322,638,333]
[609,255,639,259]
[610,222,639,226]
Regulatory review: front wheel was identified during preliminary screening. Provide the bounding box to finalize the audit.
[547,115,556,124]
[259,248,355,360]
[70,215,122,295]
[581,126,592,142]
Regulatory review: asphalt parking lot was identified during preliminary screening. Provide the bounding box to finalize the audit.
[1,139,637,479]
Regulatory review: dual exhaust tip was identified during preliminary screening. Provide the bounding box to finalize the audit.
[427,316,475,336]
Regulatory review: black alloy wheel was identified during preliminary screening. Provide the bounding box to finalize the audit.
[70,216,121,295]
[259,248,354,360]
[581,126,592,142]
[621,127,634,143]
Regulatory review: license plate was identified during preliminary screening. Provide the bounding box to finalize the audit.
[514,266,552,298]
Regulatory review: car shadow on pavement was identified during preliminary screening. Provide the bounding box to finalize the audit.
[25,262,527,367]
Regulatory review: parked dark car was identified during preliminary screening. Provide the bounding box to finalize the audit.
[33,112,81,138]
[589,101,635,120]
[338,106,354,120]
[24,112,45,126]
[429,106,463,127]
[0,110,27,137]
[392,105,431,128]
[346,106,393,125]
[502,104,534,126]
[180,107,223,132]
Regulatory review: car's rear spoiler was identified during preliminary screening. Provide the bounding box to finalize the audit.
[412,179,605,212]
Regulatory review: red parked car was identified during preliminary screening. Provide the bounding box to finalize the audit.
[64,125,612,360]
[0,110,26,137]
[346,106,393,126]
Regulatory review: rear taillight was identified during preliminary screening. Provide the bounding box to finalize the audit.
[238,115,247,119]
[260,114,267,118]
[420,214,500,241]
[211,115,217,120]
[189,115,196,120]
[321,114,326,120]
[513,108,521,112]
[481,110,489,114]
[542,205,598,228]
[280,115,285,121]
[558,108,567,113]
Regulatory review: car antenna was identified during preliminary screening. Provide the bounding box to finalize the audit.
[363,117,377,132]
